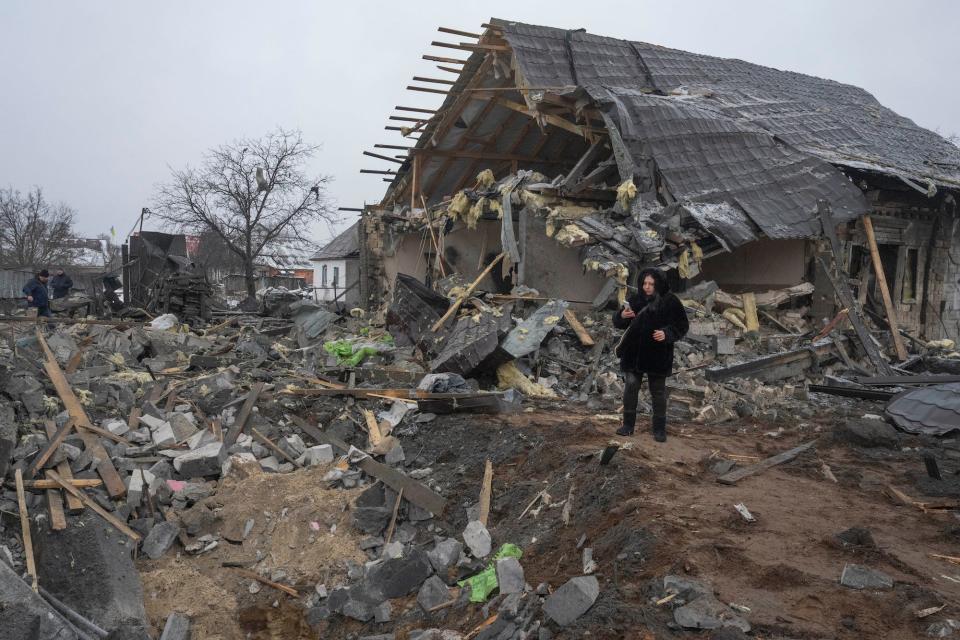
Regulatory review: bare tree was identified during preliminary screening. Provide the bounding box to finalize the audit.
[0,186,79,268]
[152,129,335,298]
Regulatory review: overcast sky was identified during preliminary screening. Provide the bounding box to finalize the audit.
[1,1,957,246]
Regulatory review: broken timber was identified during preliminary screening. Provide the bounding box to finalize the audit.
[224,382,265,447]
[478,460,493,527]
[36,330,127,498]
[15,469,39,592]
[705,337,843,383]
[43,421,82,512]
[717,441,817,485]
[289,415,446,515]
[46,470,141,541]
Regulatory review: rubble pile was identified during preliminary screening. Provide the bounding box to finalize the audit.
[0,255,958,638]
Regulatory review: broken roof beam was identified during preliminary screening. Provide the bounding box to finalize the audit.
[361,169,398,175]
[431,40,509,52]
[423,54,468,65]
[560,140,609,191]
[438,26,482,39]
[363,150,405,165]
[410,148,566,164]
[412,76,456,85]
[407,85,451,95]
[472,95,600,139]
[396,106,438,114]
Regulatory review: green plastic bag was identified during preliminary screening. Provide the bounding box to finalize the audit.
[458,543,523,603]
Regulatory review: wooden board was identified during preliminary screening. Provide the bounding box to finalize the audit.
[224,382,265,447]
[563,309,595,346]
[26,419,75,479]
[44,421,83,512]
[478,460,493,526]
[37,333,127,498]
[46,471,141,541]
[862,215,908,361]
[15,469,39,591]
[717,441,817,485]
[290,415,446,515]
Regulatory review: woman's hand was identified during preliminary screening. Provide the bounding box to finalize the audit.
[620,308,636,319]
[653,329,666,342]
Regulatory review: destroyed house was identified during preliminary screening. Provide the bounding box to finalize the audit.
[358,19,960,342]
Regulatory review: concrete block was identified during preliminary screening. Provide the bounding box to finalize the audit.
[160,612,191,640]
[543,576,599,626]
[142,521,180,560]
[302,444,334,466]
[495,556,525,594]
[463,520,492,558]
[417,575,451,612]
[840,563,893,590]
[173,442,227,477]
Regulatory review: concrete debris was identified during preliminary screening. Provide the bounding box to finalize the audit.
[462,520,492,558]
[840,564,894,590]
[542,575,600,626]
[417,575,452,612]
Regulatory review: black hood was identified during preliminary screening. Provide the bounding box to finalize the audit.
[637,268,669,296]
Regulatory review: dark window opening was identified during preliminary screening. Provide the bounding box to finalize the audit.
[902,248,919,303]
[876,244,899,299]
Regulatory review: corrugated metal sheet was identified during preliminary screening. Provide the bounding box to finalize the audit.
[0,268,34,299]
[886,382,960,435]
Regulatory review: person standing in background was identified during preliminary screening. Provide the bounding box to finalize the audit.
[50,268,73,299]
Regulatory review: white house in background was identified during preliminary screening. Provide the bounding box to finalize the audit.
[310,222,360,305]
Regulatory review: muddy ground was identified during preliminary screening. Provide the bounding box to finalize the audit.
[139,401,960,639]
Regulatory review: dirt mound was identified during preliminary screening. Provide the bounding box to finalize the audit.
[140,463,366,638]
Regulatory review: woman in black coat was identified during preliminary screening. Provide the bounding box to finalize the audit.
[612,268,689,441]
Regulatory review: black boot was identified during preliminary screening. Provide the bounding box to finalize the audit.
[617,411,636,436]
[652,415,667,442]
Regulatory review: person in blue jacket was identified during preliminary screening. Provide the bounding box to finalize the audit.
[23,269,52,317]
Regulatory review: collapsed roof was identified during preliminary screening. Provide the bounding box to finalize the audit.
[375,19,960,251]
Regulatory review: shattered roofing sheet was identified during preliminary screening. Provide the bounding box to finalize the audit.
[496,20,960,190]
[886,382,960,436]
[672,202,759,250]
[491,19,960,239]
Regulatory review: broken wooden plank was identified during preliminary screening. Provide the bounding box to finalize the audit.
[814,308,849,341]
[478,460,493,527]
[862,215,908,361]
[854,374,960,386]
[741,293,760,333]
[44,421,82,512]
[808,385,894,401]
[816,257,893,376]
[717,441,817,485]
[39,422,67,528]
[362,409,384,448]
[384,487,403,545]
[46,471,141,541]
[289,415,446,515]
[234,568,299,597]
[431,252,506,332]
[22,478,104,490]
[224,382,265,447]
[26,419,75,480]
[563,309,595,346]
[15,468,40,591]
[282,387,502,401]
[251,428,302,468]
[36,331,127,498]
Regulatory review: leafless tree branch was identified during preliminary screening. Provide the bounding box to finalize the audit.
[152,129,336,297]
